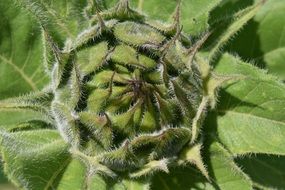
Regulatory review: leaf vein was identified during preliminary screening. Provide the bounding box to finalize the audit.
[0,54,38,90]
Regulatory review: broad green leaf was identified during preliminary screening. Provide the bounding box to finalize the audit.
[151,141,252,190]
[151,167,214,190]
[236,154,285,190]
[180,0,222,36]
[13,0,88,44]
[254,0,285,80]
[56,159,89,190]
[208,1,263,61]
[0,109,51,128]
[218,0,285,80]
[57,157,150,190]
[115,180,150,190]
[209,0,254,19]
[0,129,70,190]
[11,0,90,74]
[206,141,252,190]
[213,53,285,155]
[105,0,221,35]
[0,1,49,99]
[264,47,285,81]
[0,92,53,130]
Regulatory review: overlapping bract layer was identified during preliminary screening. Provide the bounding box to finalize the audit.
[50,0,212,178]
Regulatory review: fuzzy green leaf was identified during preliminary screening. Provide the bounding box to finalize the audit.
[115,180,150,190]
[213,53,285,155]
[207,141,252,190]
[0,92,53,130]
[251,0,285,80]
[236,154,285,190]
[220,0,285,80]
[264,48,285,80]
[55,159,118,190]
[0,129,70,190]
[179,0,222,36]
[55,159,89,190]
[0,109,50,129]
[58,158,150,190]
[151,141,252,190]
[0,1,49,99]
[208,1,264,61]
[13,0,88,43]
[151,168,214,190]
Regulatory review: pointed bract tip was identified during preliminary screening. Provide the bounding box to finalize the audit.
[42,26,62,62]
[260,0,267,5]
[179,144,210,180]
[160,26,183,55]
[171,0,182,30]
[187,31,212,55]
[95,9,106,29]
[174,0,181,20]
[117,0,130,10]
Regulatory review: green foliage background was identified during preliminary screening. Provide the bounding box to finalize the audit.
[0,0,284,189]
